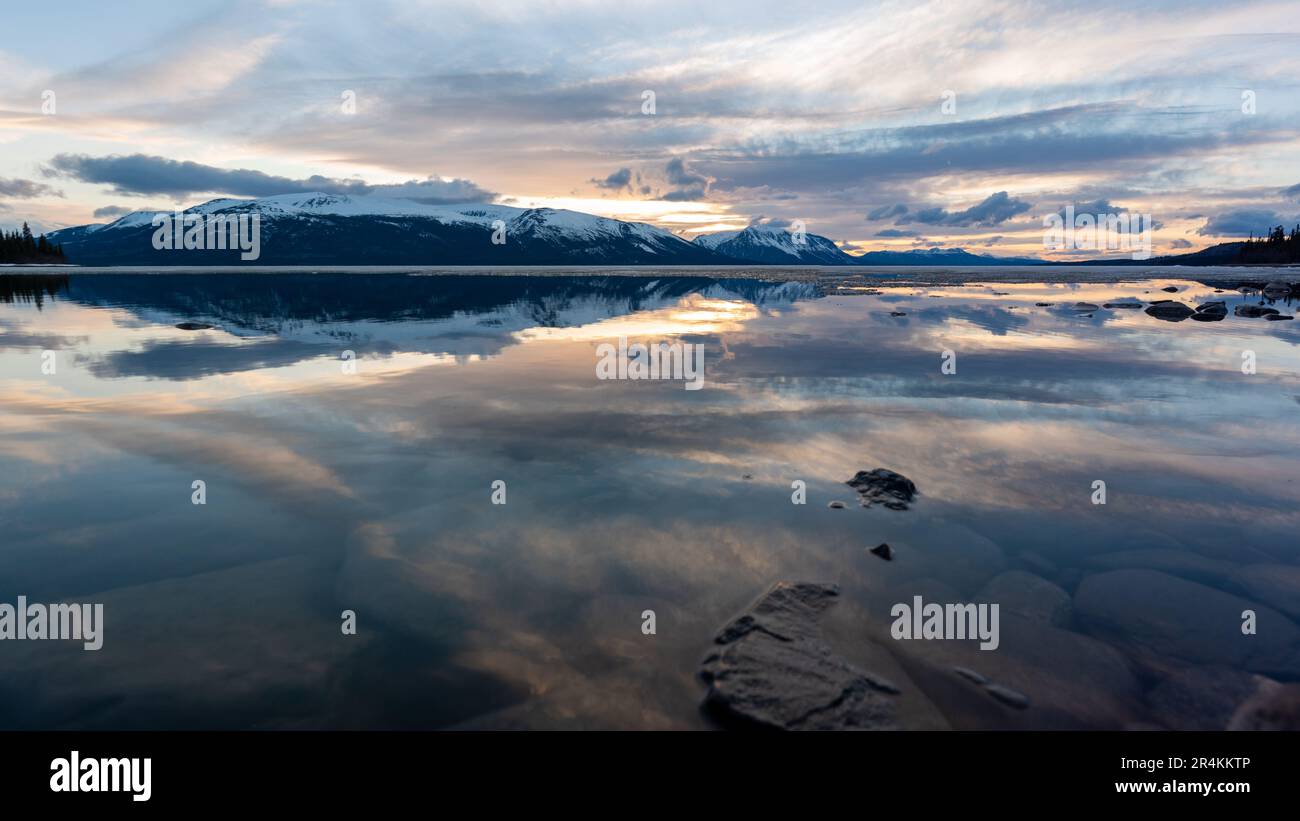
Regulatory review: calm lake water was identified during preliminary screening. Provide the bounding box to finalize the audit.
[1,272,1298,730]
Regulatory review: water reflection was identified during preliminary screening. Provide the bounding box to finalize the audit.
[0,273,1297,730]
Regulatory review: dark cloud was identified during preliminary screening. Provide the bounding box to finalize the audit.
[866,203,907,220]
[592,168,632,190]
[1197,208,1285,237]
[44,154,495,203]
[901,191,1031,227]
[661,186,706,201]
[1169,238,1193,248]
[0,177,61,198]
[1283,182,1300,199]
[696,103,1266,193]
[660,157,711,201]
[875,228,916,237]
[1062,198,1126,215]
[665,157,707,187]
[92,205,136,219]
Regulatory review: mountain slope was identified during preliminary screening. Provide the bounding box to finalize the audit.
[45,193,735,266]
[851,247,1045,266]
[693,224,858,264]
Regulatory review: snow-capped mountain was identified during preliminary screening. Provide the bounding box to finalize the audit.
[693,224,858,265]
[45,193,735,266]
[850,247,1045,266]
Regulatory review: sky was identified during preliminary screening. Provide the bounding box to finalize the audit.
[2,0,1299,259]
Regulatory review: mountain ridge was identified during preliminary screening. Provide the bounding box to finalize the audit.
[42,192,1271,267]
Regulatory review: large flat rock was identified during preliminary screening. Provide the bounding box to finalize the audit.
[700,582,901,730]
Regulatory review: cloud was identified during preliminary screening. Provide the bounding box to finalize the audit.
[874,228,916,237]
[363,177,498,205]
[592,168,632,190]
[1197,208,1285,237]
[44,154,495,203]
[0,178,61,198]
[901,191,1031,227]
[1283,183,1300,200]
[660,157,711,201]
[92,205,136,219]
[1169,238,1193,248]
[866,204,907,220]
[1061,198,1127,216]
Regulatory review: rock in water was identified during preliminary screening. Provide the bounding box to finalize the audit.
[977,570,1071,626]
[174,321,214,330]
[1235,304,1279,318]
[1147,667,1272,730]
[1144,300,1194,321]
[1228,681,1300,730]
[1074,570,1300,678]
[699,582,900,730]
[985,683,1031,710]
[827,500,847,509]
[870,542,895,561]
[1262,281,1292,300]
[846,468,917,510]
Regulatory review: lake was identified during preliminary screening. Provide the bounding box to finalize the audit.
[1,270,1298,730]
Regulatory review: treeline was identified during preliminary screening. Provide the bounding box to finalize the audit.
[0,222,66,263]
[1238,224,1300,264]
[0,274,69,307]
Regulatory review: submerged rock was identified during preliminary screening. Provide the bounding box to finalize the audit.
[1147,667,1272,730]
[985,683,1031,710]
[953,666,988,685]
[1072,302,1101,312]
[846,468,917,510]
[895,613,1140,728]
[699,582,900,730]
[1075,569,1300,678]
[1144,300,1194,321]
[1195,301,1227,316]
[869,542,895,561]
[827,500,847,510]
[1262,281,1293,299]
[1235,304,1280,318]
[977,570,1071,626]
[1228,680,1300,730]
[1230,564,1300,621]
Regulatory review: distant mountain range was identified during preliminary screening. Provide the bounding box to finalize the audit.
[40,192,1275,267]
[43,193,1048,267]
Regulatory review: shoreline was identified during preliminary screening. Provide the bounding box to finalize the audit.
[3,263,1300,286]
